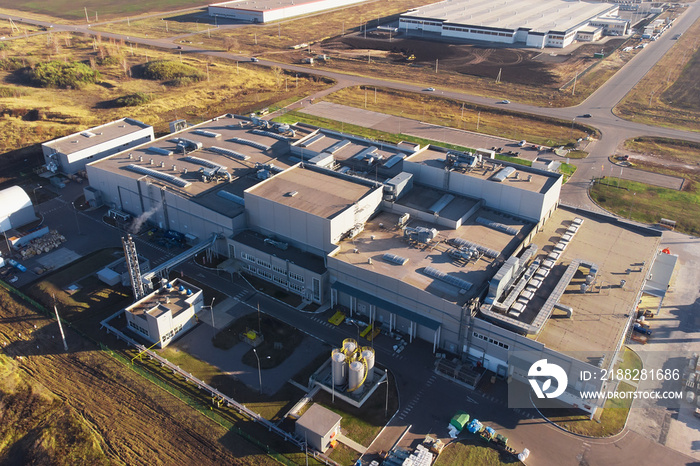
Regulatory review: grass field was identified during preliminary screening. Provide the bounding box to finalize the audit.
[0,30,329,164]
[590,177,700,235]
[0,1,210,22]
[433,437,513,466]
[615,15,700,132]
[322,86,595,146]
[93,9,217,39]
[591,136,700,235]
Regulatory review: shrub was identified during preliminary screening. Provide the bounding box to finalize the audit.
[142,60,203,84]
[0,57,26,71]
[114,92,153,107]
[25,61,100,89]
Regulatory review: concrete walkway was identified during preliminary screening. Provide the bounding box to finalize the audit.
[336,433,367,454]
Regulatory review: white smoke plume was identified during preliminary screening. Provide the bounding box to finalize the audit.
[129,207,158,234]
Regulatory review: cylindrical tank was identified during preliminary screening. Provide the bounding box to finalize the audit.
[348,360,365,391]
[342,338,357,355]
[361,347,375,383]
[331,349,347,386]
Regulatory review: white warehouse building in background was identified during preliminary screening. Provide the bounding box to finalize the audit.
[208,0,368,24]
[399,0,629,48]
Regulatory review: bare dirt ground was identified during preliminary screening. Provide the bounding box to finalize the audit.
[0,288,274,466]
[321,33,626,86]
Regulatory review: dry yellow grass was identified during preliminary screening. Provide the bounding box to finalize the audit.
[0,31,330,154]
[615,15,700,132]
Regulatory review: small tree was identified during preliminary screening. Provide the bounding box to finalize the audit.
[223,36,238,52]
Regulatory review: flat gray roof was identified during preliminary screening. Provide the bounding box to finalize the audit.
[402,0,616,33]
[43,118,151,155]
[530,208,660,354]
[296,403,341,434]
[127,278,200,319]
[89,115,313,218]
[333,209,529,305]
[407,146,557,194]
[247,166,376,219]
[397,185,480,222]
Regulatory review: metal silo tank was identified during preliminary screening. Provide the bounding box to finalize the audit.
[342,338,357,354]
[331,349,347,386]
[361,347,375,383]
[348,360,365,391]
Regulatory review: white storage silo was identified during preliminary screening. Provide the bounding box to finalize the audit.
[331,349,347,386]
[342,338,357,354]
[361,347,375,383]
[348,360,365,391]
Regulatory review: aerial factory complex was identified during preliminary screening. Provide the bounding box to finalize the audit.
[81,114,671,416]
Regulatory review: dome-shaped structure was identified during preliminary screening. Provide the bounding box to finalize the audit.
[0,186,36,233]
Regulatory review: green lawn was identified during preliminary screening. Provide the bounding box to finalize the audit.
[434,438,515,465]
[590,177,700,236]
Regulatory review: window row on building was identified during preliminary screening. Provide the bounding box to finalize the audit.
[162,324,184,343]
[473,331,510,350]
[443,26,513,37]
[129,320,149,336]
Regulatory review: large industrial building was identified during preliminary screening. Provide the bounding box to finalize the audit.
[85,114,667,415]
[399,0,629,48]
[42,118,153,175]
[208,0,368,24]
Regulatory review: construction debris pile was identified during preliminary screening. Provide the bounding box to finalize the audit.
[19,230,66,258]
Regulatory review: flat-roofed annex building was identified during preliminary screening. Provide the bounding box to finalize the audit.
[42,118,153,175]
[208,0,368,24]
[399,0,628,48]
[124,278,204,348]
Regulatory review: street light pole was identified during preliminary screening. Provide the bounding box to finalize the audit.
[208,297,216,335]
[253,348,263,394]
[383,369,388,417]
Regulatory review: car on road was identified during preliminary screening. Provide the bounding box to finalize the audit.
[424,87,435,92]
[499,99,510,104]
[582,113,592,118]
[176,45,183,49]
[251,57,259,62]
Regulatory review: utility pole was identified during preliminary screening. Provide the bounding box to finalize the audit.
[435,58,438,73]
[84,7,89,23]
[477,111,481,131]
[53,297,68,352]
[572,72,577,96]
[209,297,216,335]
[496,68,502,83]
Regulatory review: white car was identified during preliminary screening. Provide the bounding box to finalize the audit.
[424,87,435,92]
[500,99,510,104]
[8,276,18,283]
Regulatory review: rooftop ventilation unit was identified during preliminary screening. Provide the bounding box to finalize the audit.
[191,129,221,138]
[126,164,191,188]
[208,146,250,161]
[147,147,173,156]
[448,237,499,259]
[491,166,516,182]
[383,154,406,169]
[423,266,473,291]
[254,162,284,173]
[352,146,378,161]
[429,194,455,215]
[250,129,288,141]
[299,133,325,148]
[404,226,438,243]
[383,253,409,266]
[184,155,227,171]
[475,217,518,235]
[285,191,298,197]
[176,138,203,153]
[230,137,270,151]
[264,238,289,250]
[81,131,97,138]
[325,139,351,154]
[216,190,245,205]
